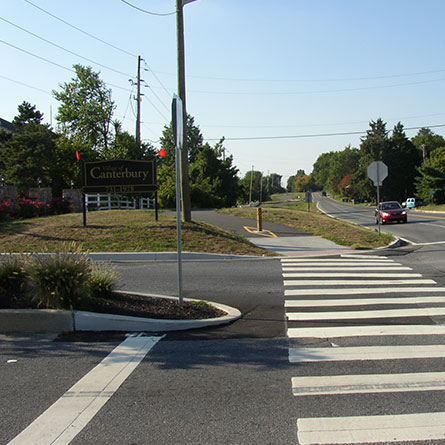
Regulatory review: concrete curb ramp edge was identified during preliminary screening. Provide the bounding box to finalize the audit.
[0,298,241,333]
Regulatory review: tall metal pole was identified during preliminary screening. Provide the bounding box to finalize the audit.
[176,0,192,222]
[249,165,254,203]
[136,55,142,149]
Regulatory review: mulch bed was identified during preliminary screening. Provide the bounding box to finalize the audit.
[0,291,226,320]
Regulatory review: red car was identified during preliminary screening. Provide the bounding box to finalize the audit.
[375,201,407,224]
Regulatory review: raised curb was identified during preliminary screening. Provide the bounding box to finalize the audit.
[0,294,241,333]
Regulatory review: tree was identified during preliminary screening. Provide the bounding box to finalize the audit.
[0,102,63,195]
[189,141,239,208]
[383,122,422,201]
[53,65,115,155]
[352,119,391,202]
[157,116,239,208]
[416,146,445,203]
[411,128,445,161]
[102,122,157,160]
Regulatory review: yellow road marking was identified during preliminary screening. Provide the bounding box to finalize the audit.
[243,226,278,238]
[411,212,445,220]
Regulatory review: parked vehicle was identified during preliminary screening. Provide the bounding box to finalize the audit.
[375,201,407,224]
[403,197,425,209]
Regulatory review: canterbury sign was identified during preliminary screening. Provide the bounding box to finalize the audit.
[82,160,157,194]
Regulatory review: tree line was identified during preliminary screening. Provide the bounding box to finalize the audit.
[0,64,283,208]
[287,119,445,204]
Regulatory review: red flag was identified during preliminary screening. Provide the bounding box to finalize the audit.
[76,150,80,161]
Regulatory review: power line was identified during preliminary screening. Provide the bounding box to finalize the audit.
[0,39,73,73]
[0,16,133,78]
[120,0,175,16]
[23,0,137,58]
[152,68,445,83]
[0,74,51,94]
[187,77,445,96]
[0,39,132,93]
[203,124,445,142]
[142,95,170,123]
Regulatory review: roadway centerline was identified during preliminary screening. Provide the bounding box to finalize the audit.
[8,335,163,445]
[288,344,445,362]
[292,372,445,395]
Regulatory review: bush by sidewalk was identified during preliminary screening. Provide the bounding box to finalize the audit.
[0,244,118,310]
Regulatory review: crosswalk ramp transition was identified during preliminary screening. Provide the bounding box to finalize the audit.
[281,254,445,444]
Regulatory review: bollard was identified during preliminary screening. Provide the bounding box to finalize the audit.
[257,207,262,232]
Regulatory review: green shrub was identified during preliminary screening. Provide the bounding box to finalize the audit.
[87,262,119,299]
[0,255,28,295]
[27,248,91,310]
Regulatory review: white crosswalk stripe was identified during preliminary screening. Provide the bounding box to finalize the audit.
[281,254,445,444]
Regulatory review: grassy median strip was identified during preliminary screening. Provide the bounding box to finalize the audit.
[219,204,394,250]
[0,210,274,256]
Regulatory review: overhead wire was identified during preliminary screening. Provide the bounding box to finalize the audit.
[0,39,132,92]
[0,74,51,95]
[0,16,133,78]
[119,0,176,16]
[203,124,445,142]
[23,0,137,58]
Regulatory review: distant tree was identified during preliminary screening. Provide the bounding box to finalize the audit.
[157,117,238,208]
[293,173,315,192]
[382,122,422,201]
[0,102,64,195]
[411,128,445,161]
[102,122,157,160]
[189,141,239,208]
[352,119,391,202]
[286,175,296,192]
[312,152,337,191]
[53,64,115,156]
[416,147,445,204]
[266,173,285,196]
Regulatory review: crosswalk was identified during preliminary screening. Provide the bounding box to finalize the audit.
[282,254,445,444]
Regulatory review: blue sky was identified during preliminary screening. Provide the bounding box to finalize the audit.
[2,0,445,185]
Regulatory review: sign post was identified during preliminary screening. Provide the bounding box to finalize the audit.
[305,191,312,212]
[173,94,184,307]
[367,161,388,235]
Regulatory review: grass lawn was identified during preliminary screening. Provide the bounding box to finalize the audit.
[0,210,274,256]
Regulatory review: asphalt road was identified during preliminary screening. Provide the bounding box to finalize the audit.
[4,202,445,444]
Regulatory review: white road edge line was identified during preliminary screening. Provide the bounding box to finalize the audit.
[8,335,163,445]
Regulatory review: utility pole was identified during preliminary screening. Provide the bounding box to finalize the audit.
[176,0,192,222]
[249,165,254,203]
[135,55,142,149]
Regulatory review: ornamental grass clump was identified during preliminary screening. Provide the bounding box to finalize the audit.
[0,255,28,296]
[27,247,91,310]
[87,262,119,299]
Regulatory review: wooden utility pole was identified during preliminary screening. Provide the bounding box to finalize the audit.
[135,55,142,149]
[176,0,192,222]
